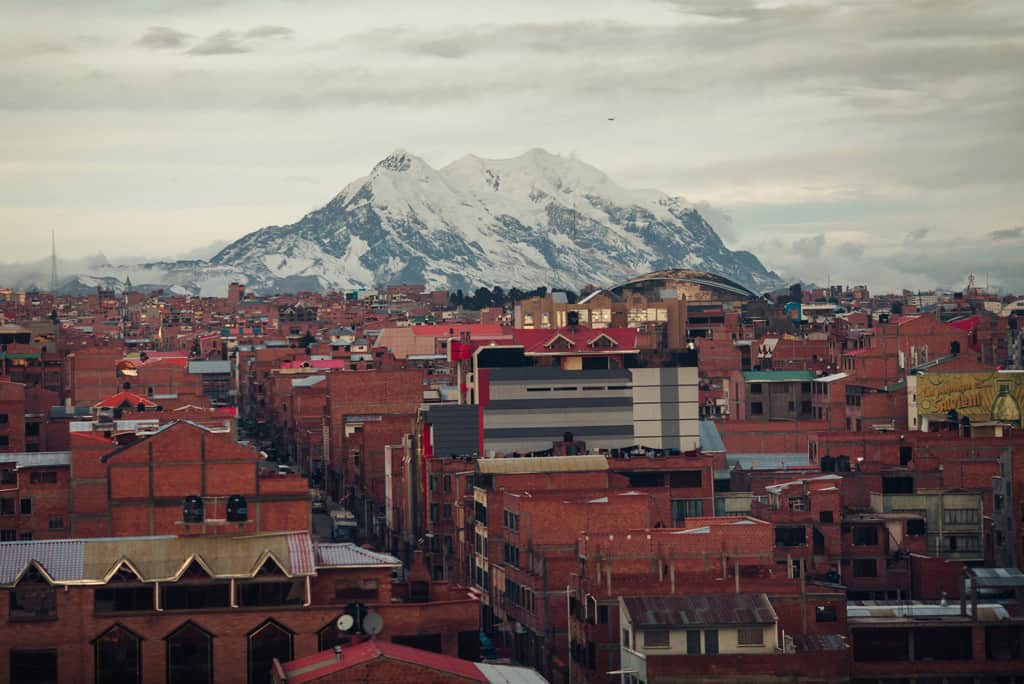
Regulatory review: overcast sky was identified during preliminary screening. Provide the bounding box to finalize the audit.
[1,0,1022,292]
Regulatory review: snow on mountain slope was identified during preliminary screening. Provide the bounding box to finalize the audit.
[77,149,781,296]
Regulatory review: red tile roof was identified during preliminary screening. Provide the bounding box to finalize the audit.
[93,391,158,409]
[279,640,487,684]
[511,326,638,355]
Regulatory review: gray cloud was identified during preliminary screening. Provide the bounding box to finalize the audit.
[245,25,293,39]
[838,242,865,259]
[991,226,1024,240]
[137,26,193,50]
[906,227,930,242]
[792,234,826,257]
[187,30,250,56]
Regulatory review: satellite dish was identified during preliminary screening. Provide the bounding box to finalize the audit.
[336,614,355,632]
[362,611,384,636]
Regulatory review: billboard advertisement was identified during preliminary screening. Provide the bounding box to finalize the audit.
[914,372,1023,426]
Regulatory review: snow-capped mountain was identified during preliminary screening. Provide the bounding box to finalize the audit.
[56,149,782,295]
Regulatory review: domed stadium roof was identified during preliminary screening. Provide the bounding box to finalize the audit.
[610,269,758,300]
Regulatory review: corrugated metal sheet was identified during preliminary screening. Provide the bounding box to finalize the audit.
[476,662,549,684]
[727,453,810,470]
[970,567,1024,588]
[477,455,608,475]
[288,532,317,575]
[0,539,85,585]
[314,543,401,568]
[188,360,232,374]
[1,451,71,469]
[623,593,777,628]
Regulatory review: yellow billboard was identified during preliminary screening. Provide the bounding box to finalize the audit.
[916,372,1024,426]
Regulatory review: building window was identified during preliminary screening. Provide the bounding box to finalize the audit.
[0,469,15,484]
[816,605,838,622]
[852,527,878,546]
[737,627,764,646]
[671,499,704,523]
[317,617,353,652]
[20,498,31,515]
[10,650,58,684]
[819,511,834,523]
[47,515,64,530]
[1,498,14,515]
[774,526,806,547]
[751,402,763,415]
[429,503,439,523]
[9,566,57,620]
[93,624,141,684]
[946,535,981,553]
[94,568,155,613]
[750,383,762,394]
[0,528,15,541]
[686,630,701,655]
[443,504,452,520]
[669,471,702,488]
[238,580,304,607]
[0,413,7,423]
[643,629,670,649]
[704,630,719,655]
[161,582,231,611]
[944,508,980,525]
[622,629,631,650]
[906,519,926,535]
[334,579,378,602]
[29,471,57,485]
[166,621,213,684]
[19,531,32,541]
[247,620,293,684]
[852,559,877,577]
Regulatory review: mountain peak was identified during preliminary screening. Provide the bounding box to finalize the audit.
[373,149,428,173]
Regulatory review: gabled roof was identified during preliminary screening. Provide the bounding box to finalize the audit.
[623,593,777,628]
[511,326,638,355]
[0,531,315,587]
[314,543,401,568]
[93,391,157,409]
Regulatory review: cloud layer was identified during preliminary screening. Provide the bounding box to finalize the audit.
[0,0,1021,292]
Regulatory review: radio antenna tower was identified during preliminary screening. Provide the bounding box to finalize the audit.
[50,229,58,294]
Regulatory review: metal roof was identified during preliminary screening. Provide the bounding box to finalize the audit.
[0,539,85,585]
[477,455,608,475]
[726,453,811,470]
[476,663,549,684]
[291,375,326,388]
[742,370,815,383]
[815,372,850,384]
[0,451,71,469]
[623,593,777,628]
[968,567,1024,588]
[698,421,726,452]
[188,360,232,374]
[314,543,401,568]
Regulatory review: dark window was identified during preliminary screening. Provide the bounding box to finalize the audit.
[167,622,213,684]
[93,624,141,684]
[671,499,704,522]
[0,528,15,541]
[899,446,913,466]
[1,498,15,515]
[853,628,910,661]
[20,498,31,515]
[738,627,764,646]
[161,582,231,610]
[800,382,812,393]
[704,629,719,655]
[10,650,58,684]
[9,567,56,620]
[391,633,443,653]
[25,422,40,436]
[643,629,669,648]
[317,618,352,652]
[882,476,914,494]
[48,515,64,530]
[852,527,879,546]
[95,586,154,613]
[907,519,926,535]
[852,559,877,577]
[686,630,701,655]
[626,472,664,488]
[819,511,834,523]
[29,471,57,484]
[669,471,702,488]
[750,383,762,394]
[0,413,7,423]
[987,626,1024,660]
[816,605,837,622]
[247,620,293,684]
[915,627,972,660]
[0,470,15,484]
[238,580,304,607]
[0,436,8,447]
[775,526,806,547]
[429,503,439,522]
[334,579,379,602]
[751,401,763,415]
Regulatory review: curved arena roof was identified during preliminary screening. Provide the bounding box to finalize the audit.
[610,269,758,300]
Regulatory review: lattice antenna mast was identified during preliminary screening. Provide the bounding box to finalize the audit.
[50,229,58,294]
